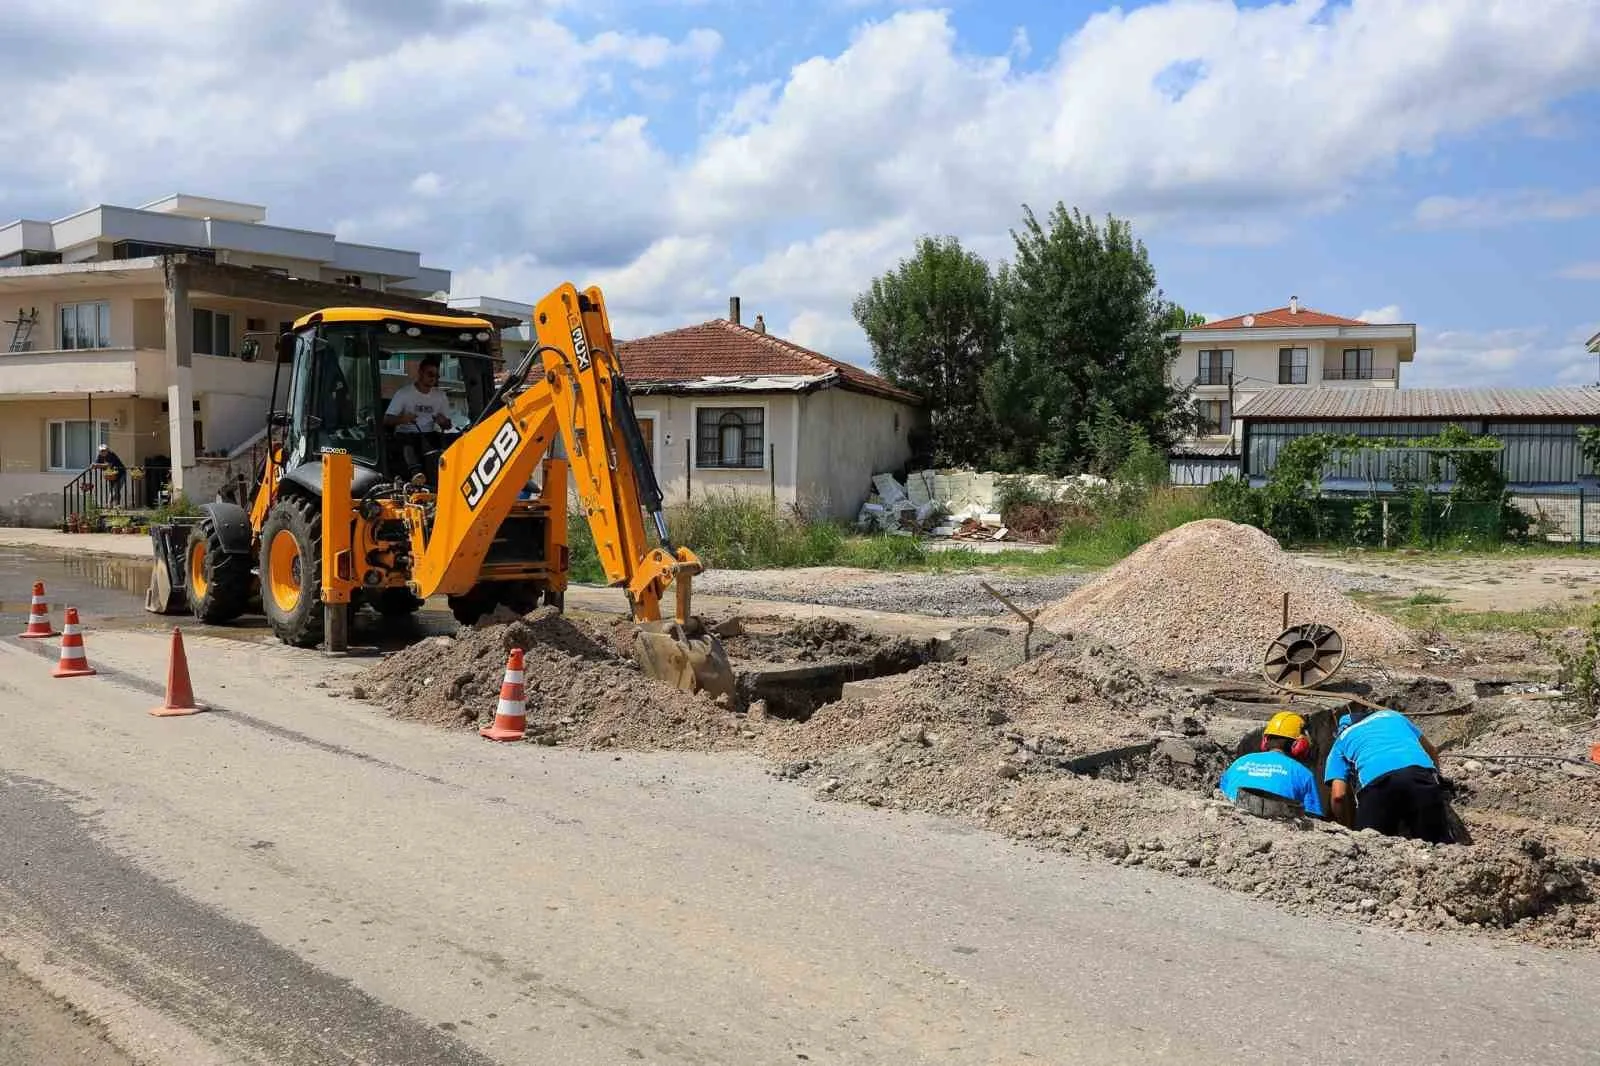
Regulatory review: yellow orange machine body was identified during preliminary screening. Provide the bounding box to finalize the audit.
[148,283,732,696]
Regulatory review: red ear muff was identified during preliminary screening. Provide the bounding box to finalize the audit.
[1261,736,1270,752]
[1290,735,1310,759]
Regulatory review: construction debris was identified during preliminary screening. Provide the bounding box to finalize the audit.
[1036,519,1417,672]
[349,519,1599,948]
[857,466,1106,539]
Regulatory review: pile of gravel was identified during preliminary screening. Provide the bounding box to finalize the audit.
[1035,519,1419,671]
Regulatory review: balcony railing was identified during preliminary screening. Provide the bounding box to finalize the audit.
[62,463,172,526]
[1323,367,1396,381]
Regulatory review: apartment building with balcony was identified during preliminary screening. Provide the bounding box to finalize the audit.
[0,194,516,523]
[1165,298,1417,482]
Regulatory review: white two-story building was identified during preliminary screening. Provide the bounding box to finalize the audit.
[1167,297,1417,482]
[0,193,519,524]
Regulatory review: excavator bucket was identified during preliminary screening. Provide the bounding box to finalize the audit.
[632,618,737,699]
[145,521,192,615]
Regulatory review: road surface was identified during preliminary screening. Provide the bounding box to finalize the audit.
[0,548,1597,1064]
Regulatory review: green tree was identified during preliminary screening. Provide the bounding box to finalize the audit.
[982,204,1192,473]
[1165,305,1209,330]
[852,235,1002,466]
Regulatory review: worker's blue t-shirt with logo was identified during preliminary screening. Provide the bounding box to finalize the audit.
[1323,709,1432,790]
[1219,751,1324,816]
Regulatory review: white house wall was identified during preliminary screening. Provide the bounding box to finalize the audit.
[627,392,803,507]
[795,388,918,519]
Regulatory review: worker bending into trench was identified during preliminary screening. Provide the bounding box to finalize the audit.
[1323,707,1453,844]
[1218,712,1324,820]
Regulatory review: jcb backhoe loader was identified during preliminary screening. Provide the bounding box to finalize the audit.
[145,282,734,696]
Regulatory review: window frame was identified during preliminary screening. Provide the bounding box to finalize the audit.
[1194,399,1232,437]
[692,401,768,470]
[1340,347,1375,380]
[1278,347,1309,385]
[46,418,111,472]
[1196,348,1233,386]
[58,300,112,350]
[192,307,235,357]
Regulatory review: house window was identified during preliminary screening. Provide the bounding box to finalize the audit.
[192,308,234,356]
[1278,347,1308,384]
[58,301,111,350]
[1194,399,1231,436]
[696,406,764,468]
[47,419,110,472]
[1335,348,1375,380]
[1197,349,1233,386]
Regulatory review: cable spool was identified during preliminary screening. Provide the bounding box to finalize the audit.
[1263,622,1345,690]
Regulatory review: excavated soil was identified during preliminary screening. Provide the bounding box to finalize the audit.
[353,600,1600,947]
[1036,519,1419,672]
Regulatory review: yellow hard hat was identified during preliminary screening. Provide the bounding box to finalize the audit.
[1263,711,1306,740]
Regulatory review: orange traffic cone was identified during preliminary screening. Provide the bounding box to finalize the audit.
[18,581,57,638]
[151,628,202,717]
[52,607,95,677]
[480,647,527,742]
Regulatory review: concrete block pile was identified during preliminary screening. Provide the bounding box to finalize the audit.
[856,468,1110,539]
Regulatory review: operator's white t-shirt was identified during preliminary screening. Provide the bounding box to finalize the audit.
[386,383,450,433]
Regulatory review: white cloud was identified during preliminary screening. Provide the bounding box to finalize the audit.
[1408,323,1600,388]
[1413,187,1600,228]
[2,0,1599,381]
[1358,305,1404,323]
[1557,262,1600,281]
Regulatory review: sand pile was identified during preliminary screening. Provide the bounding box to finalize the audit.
[1036,519,1418,671]
[354,607,750,750]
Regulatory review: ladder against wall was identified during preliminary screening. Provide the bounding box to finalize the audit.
[6,307,39,352]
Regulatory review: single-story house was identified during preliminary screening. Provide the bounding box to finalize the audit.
[616,300,923,520]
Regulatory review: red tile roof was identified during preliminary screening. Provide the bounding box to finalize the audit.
[1197,305,1372,330]
[616,319,921,404]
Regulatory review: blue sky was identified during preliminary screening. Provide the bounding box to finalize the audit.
[3,0,1599,387]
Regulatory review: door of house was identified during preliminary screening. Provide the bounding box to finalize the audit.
[636,416,655,468]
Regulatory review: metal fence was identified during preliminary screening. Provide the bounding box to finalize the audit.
[1271,494,1506,549]
[1511,490,1600,545]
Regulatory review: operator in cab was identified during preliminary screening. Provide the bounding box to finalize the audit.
[1323,707,1452,843]
[1218,712,1324,820]
[384,354,453,484]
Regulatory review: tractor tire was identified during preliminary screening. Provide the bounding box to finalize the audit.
[260,493,325,648]
[375,588,425,617]
[185,516,252,623]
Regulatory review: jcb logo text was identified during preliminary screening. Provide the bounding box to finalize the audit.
[461,419,522,509]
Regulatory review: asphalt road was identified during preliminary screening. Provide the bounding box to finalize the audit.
[0,554,1598,1064]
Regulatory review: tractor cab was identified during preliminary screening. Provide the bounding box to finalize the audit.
[273,308,501,494]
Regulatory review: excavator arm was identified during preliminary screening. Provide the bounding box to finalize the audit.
[403,282,733,695]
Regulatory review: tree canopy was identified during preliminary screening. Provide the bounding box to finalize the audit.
[851,235,1001,466]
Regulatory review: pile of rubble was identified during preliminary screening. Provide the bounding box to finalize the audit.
[856,467,1107,540]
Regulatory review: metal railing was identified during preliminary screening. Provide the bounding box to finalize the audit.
[62,463,171,526]
[1323,367,1396,381]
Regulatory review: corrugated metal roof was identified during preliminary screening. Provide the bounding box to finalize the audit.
[1234,387,1600,421]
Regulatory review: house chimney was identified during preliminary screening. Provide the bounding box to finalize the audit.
[729,296,741,325]
[754,313,766,334]
[1289,295,1300,314]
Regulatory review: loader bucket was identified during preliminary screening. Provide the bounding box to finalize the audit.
[633,618,737,699]
[146,522,192,615]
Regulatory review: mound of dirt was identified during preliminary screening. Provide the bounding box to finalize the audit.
[1035,519,1418,671]
[354,607,750,750]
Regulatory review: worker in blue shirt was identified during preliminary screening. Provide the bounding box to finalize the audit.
[1324,707,1452,843]
[1218,712,1324,820]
